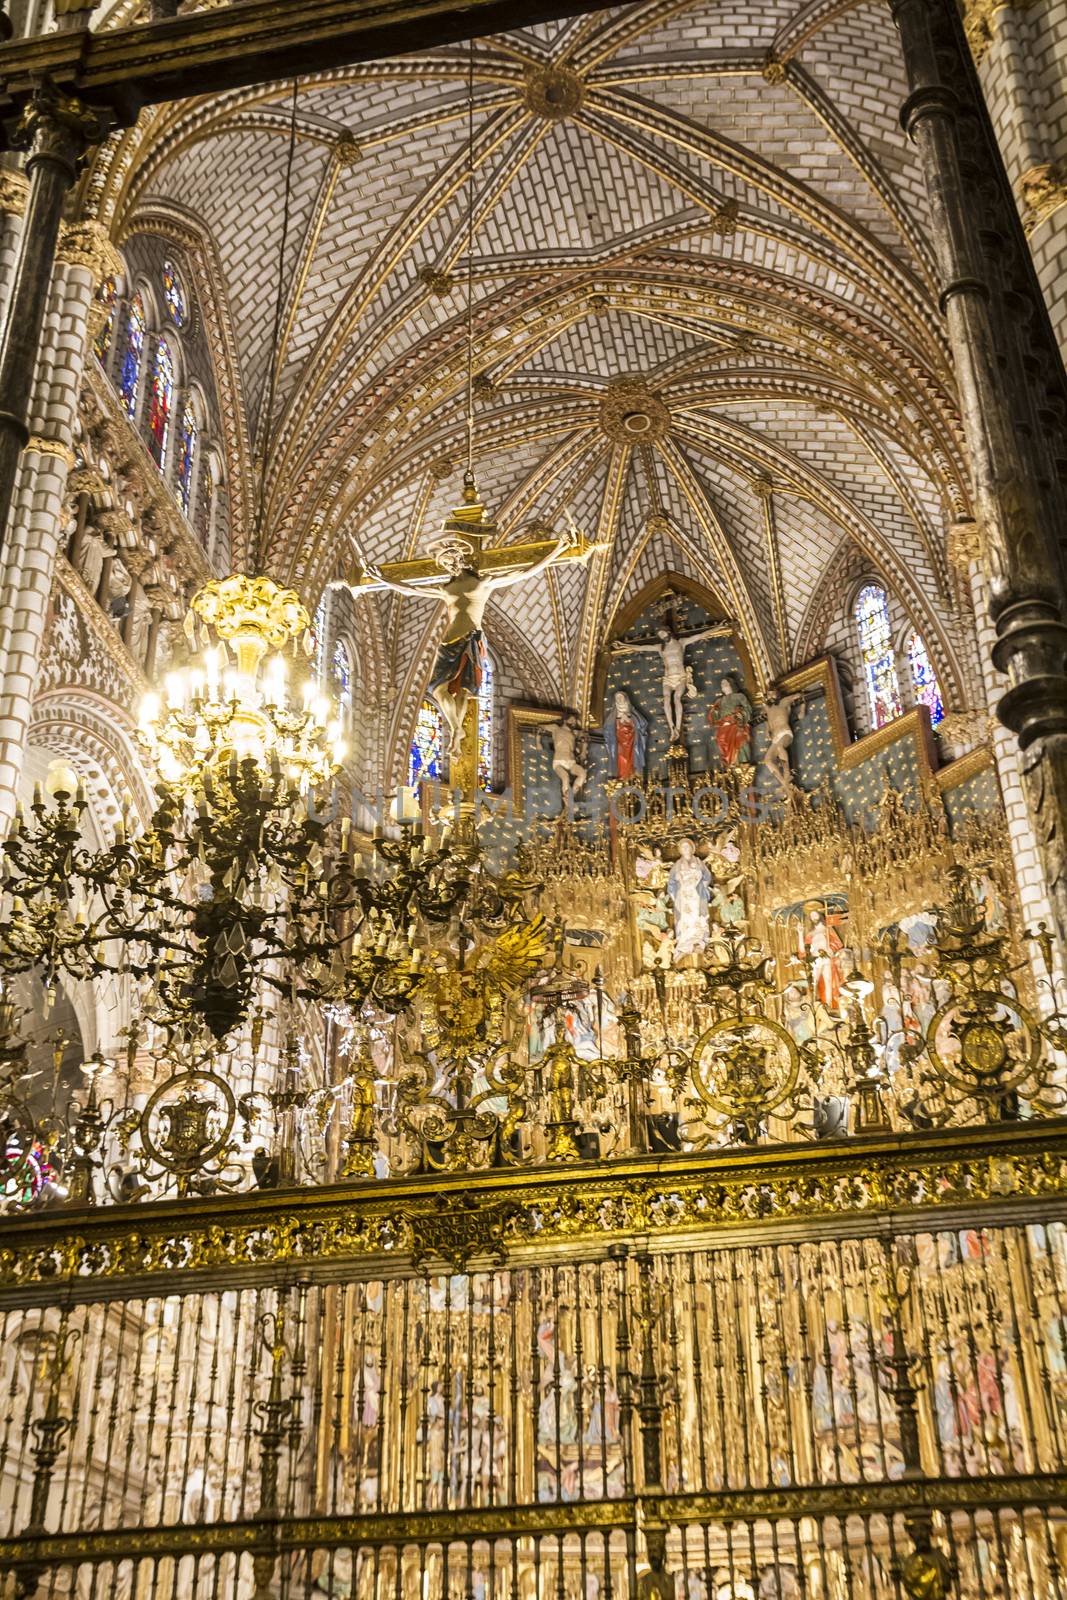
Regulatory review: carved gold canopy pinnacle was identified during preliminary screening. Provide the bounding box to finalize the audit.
[190,573,310,652]
[599,376,671,444]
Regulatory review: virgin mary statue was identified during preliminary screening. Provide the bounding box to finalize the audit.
[667,840,712,959]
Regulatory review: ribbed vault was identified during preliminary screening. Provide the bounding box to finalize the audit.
[79,0,980,735]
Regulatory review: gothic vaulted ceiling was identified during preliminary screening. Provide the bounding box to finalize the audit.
[84,0,982,763]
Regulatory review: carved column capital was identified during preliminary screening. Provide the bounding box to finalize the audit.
[6,82,111,181]
[57,220,124,287]
[946,516,984,570]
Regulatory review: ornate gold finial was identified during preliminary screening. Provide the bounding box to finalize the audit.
[191,574,310,655]
[524,63,585,121]
[599,376,670,444]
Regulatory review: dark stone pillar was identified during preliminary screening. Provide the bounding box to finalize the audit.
[892,0,1067,947]
[0,84,109,554]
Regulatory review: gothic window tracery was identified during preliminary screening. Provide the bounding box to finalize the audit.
[332,640,353,725]
[120,293,146,419]
[148,337,175,468]
[410,701,443,785]
[313,595,328,683]
[855,583,902,729]
[478,649,494,791]
[906,629,944,726]
[177,399,197,516]
[408,656,494,789]
[161,260,186,328]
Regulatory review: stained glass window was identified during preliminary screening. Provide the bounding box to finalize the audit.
[855,583,902,729]
[332,640,353,721]
[313,596,328,682]
[148,337,175,468]
[177,401,197,515]
[94,275,116,366]
[410,700,444,785]
[478,649,494,791]
[161,260,186,328]
[120,293,145,418]
[906,630,944,726]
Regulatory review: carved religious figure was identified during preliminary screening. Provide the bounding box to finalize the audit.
[603,690,649,779]
[610,616,729,745]
[804,904,846,1012]
[762,689,805,791]
[706,674,753,767]
[542,712,587,803]
[667,839,712,959]
[343,476,602,767]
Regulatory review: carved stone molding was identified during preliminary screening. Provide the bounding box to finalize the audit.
[57,220,124,286]
[947,516,984,571]
[25,435,75,469]
[963,0,1041,62]
[0,170,28,216]
[1020,161,1067,236]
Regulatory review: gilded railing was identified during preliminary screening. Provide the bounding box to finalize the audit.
[1,1129,1067,1597]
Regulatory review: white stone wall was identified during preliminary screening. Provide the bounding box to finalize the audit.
[0,233,94,818]
[969,562,1067,999]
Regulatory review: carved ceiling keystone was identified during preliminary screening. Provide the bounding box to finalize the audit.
[599,377,670,445]
[523,63,585,122]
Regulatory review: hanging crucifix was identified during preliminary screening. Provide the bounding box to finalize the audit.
[340,474,603,788]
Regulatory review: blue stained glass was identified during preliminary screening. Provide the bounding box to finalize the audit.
[855,584,902,729]
[162,260,186,327]
[907,630,944,726]
[177,401,197,514]
[410,700,443,785]
[478,649,493,791]
[332,641,352,710]
[120,294,145,418]
[148,338,175,468]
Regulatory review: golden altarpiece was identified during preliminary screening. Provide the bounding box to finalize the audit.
[0,562,1066,1600]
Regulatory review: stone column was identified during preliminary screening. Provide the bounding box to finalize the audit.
[892,0,1067,949]
[953,524,1067,999]
[0,226,116,820]
[144,599,165,681]
[0,85,110,552]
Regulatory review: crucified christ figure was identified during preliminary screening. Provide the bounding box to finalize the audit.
[361,526,591,763]
[611,618,731,745]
